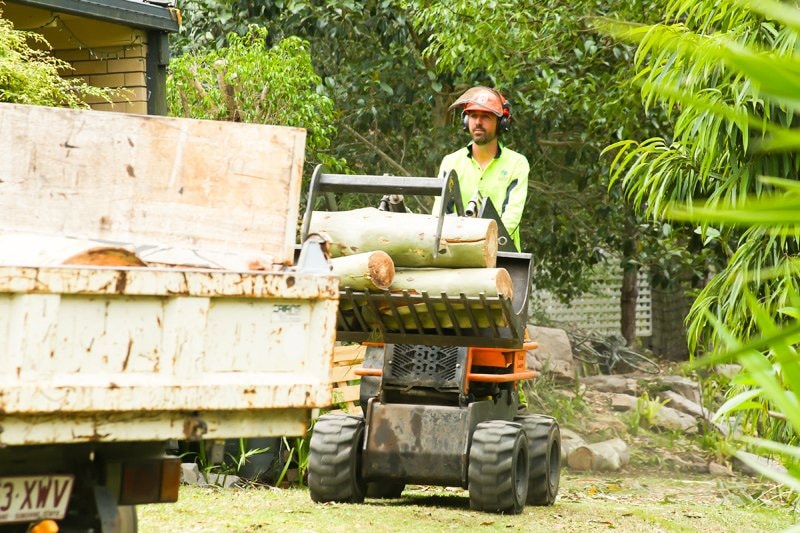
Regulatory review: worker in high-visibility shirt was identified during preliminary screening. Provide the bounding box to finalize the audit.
[435,86,530,251]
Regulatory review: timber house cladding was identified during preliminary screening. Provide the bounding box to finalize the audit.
[3,0,179,114]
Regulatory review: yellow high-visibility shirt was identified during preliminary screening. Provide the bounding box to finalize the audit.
[434,142,529,251]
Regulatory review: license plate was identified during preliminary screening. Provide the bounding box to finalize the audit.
[0,475,74,524]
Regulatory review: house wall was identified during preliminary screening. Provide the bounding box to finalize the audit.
[3,4,150,114]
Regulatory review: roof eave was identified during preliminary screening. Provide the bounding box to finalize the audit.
[10,0,179,32]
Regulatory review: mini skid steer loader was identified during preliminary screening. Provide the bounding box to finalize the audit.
[302,166,561,514]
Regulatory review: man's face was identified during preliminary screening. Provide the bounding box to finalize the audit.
[467,110,498,145]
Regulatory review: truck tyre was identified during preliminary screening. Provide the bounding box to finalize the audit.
[515,414,561,505]
[468,421,528,514]
[308,414,366,503]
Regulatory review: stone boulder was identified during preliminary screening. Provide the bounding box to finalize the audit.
[527,325,574,381]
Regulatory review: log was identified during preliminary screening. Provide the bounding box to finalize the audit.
[308,208,498,268]
[332,251,395,290]
[63,248,146,267]
[0,231,274,270]
[567,438,630,472]
[0,233,145,267]
[390,267,512,299]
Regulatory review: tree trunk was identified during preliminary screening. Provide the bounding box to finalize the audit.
[332,251,395,290]
[620,221,639,345]
[309,208,498,268]
[620,263,639,345]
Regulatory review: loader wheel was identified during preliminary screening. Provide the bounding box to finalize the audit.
[515,414,561,506]
[468,421,528,514]
[308,414,366,504]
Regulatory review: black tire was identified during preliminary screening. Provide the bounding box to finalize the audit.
[515,415,560,506]
[308,414,366,503]
[468,421,528,514]
[366,482,405,498]
[615,347,660,374]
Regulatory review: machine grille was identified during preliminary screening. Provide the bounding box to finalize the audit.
[390,344,460,382]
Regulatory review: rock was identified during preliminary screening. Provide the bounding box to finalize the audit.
[180,463,202,485]
[586,414,628,435]
[203,472,242,488]
[611,393,638,412]
[715,364,742,379]
[652,375,702,404]
[708,461,735,477]
[733,451,788,478]
[581,374,639,395]
[653,404,698,433]
[527,325,574,381]
[662,390,708,419]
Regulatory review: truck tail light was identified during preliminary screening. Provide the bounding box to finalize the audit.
[119,457,180,505]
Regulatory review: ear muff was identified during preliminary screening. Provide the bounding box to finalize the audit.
[498,95,511,133]
[461,110,469,131]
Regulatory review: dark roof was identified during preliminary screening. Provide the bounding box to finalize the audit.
[10,0,179,32]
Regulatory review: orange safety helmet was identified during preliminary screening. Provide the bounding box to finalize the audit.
[449,86,511,132]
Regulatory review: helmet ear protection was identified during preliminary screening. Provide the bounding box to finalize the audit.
[461,88,512,133]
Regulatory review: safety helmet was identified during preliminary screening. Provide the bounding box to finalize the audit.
[449,86,511,132]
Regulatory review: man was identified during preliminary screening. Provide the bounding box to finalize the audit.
[436,86,530,251]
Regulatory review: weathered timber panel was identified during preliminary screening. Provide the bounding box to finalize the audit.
[0,103,306,265]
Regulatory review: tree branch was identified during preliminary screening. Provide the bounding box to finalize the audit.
[341,123,411,176]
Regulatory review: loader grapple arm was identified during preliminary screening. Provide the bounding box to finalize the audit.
[300,165,534,348]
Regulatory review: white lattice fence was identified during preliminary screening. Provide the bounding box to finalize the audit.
[532,263,652,337]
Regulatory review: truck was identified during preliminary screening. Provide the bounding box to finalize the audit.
[0,102,338,531]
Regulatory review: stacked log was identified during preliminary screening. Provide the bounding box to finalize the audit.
[309,208,499,268]
[310,208,514,330]
[331,251,395,291]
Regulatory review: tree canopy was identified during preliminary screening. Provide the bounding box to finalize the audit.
[170,0,689,312]
[605,0,800,352]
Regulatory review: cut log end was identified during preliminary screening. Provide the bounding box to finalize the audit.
[496,267,513,299]
[367,250,395,290]
[63,248,147,267]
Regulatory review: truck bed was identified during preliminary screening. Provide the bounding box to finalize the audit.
[0,265,338,445]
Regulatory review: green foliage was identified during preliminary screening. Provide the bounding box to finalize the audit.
[169,1,689,305]
[405,0,688,302]
[629,391,669,434]
[0,14,113,107]
[604,0,800,352]
[276,428,312,487]
[612,0,800,495]
[171,0,283,54]
[522,371,589,428]
[167,26,343,171]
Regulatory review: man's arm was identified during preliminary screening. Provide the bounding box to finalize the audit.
[499,156,530,246]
